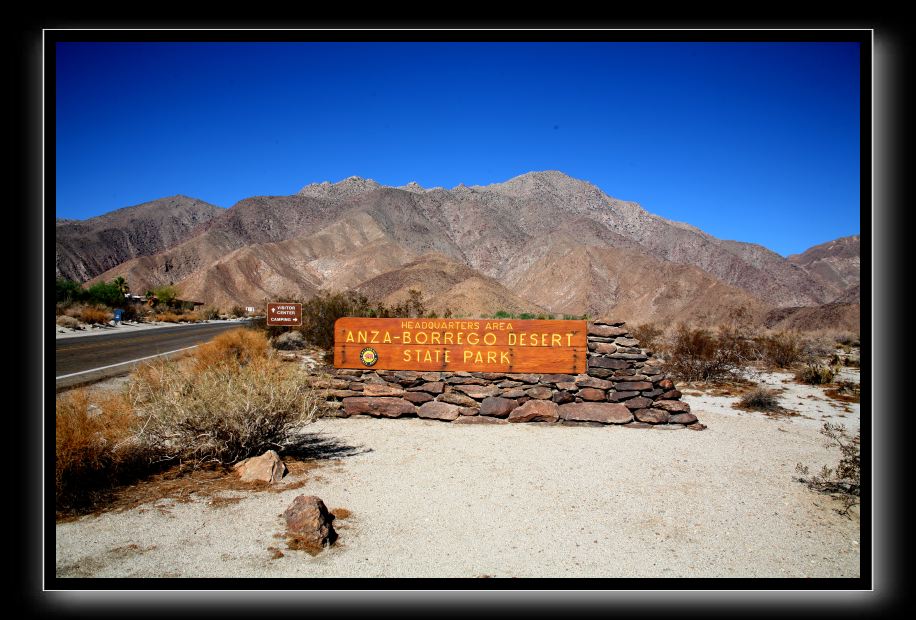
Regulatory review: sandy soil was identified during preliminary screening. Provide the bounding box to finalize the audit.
[55,368,860,579]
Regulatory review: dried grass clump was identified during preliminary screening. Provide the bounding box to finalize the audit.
[663,324,753,383]
[154,311,193,323]
[56,389,145,508]
[129,356,323,465]
[80,306,112,324]
[56,315,81,329]
[737,387,781,412]
[630,322,663,352]
[796,363,837,385]
[758,331,804,368]
[192,327,269,371]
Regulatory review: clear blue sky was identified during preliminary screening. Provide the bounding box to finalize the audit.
[56,42,860,256]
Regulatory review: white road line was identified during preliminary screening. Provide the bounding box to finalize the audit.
[55,345,199,380]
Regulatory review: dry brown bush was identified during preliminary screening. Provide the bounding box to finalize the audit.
[663,323,753,383]
[56,315,80,329]
[630,323,663,352]
[129,355,322,466]
[56,389,145,508]
[757,331,805,368]
[796,422,860,516]
[192,327,269,371]
[154,311,193,323]
[80,306,112,324]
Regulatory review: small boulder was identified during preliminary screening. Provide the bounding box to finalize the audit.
[479,396,518,418]
[525,386,553,400]
[273,331,305,350]
[233,450,286,483]
[284,495,337,554]
[508,399,560,423]
[418,401,463,421]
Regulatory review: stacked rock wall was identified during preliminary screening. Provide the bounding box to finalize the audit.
[316,319,703,430]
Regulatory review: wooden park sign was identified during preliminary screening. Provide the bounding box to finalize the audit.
[334,317,588,374]
[266,302,302,326]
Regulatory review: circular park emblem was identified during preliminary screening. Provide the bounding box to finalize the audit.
[359,347,379,367]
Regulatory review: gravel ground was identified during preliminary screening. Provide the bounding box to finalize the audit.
[55,367,860,579]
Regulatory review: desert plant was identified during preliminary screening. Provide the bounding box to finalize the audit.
[56,315,80,329]
[56,388,144,508]
[192,327,269,371]
[85,280,124,307]
[796,422,860,515]
[663,324,753,383]
[56,278,86,303]
[153,311,185,323]
[738,387,781,412]
[152,285,179,307]
[129,356,323,465]
[630,323,663,352]
[796,363,838,385]
[80,306,112,325]
[759,331,804,368]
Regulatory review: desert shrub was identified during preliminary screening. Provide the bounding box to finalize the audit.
[738,387,781,412]
[129,356,323,465]
[153,312,185,323]
[194,306,221,321]
[192,327,269,371]
[56,278,86,303]
[229,305,247,318]
[56,389,145,508]
[152,285,179,307]
[796,363,837,385]
[80,306,112,325]
[835,332,861,348]
[663,324,753,383]
[85,280,124,307]
[796,422,860,515]
[56,315,80,329]
[759,331,804,368]
[630,323,663,352]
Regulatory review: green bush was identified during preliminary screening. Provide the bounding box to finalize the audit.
[153,285,179,307]
[56,278,85,303]
[85,280,124,307]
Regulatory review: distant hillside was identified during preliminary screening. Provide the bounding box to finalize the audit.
[56,195,223,282]
[788,234,860,302]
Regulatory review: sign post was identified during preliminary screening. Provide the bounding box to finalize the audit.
[334,317,588,374]
[266,302,302,327]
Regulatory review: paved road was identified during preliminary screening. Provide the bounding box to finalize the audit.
[56,321,253,390]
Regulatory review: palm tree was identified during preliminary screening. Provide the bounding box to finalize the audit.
[113,276,129,296]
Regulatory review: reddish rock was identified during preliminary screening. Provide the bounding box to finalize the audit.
[506,373,541,384]
[585,368,613,378]
[479,396,518,418]
[507,400,560,423]
[327,389,360,399]
[588,357,629,370]
[525,386,553,400]
[641,389,664,398]
[360,372,387,384]
[556,381,578,391]
[658,378,675,390]
[476,372,507,381]
[669,412,698,424]
[403,392,435,404]
[652,424,686,430]
[407,381,445,394]
[419,372,442,382]
[687,422,708,431]
[418,401,464,421]
[454,384,502,399]
[551,391,576,404]
[437,392,479,408]
[348,382,365,391]
[334,369,363,377]
[592,318,626,327]
[342,397,416,418]
[453,416,508,425]
[497,380,522,388]
[615,381,653,391]
[607,391,640,402]
[447,376,487,385]
[516,396,531,405]
[634,408,670,424]
[613,372,647,381]
[660,389,682,400]
[559,402,632,424]
[500,388,528,399]
[621,421,654,429]
[592,342,618,355]
[614,337,640,347]
[394,371,420,383]
[654,400,691,413]
[284,495,337,553]
[577,388,606,401]
[622,396,654,410]
[362,383,406,397]
[233,450,286,483]
[588,324,628,337]
[540,374,576,384]
[575,375,613,390]
[458,407,478,416]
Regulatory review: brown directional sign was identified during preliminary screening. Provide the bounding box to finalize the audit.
[334,317,588,373]
[266,302,302,326]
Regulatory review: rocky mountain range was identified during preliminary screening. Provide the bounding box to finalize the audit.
[56,171,861,329]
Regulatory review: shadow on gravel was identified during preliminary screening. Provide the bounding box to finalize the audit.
[281,432,373,461]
